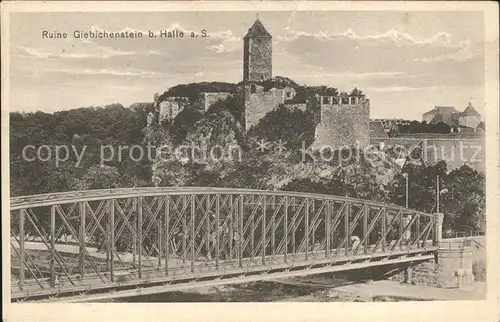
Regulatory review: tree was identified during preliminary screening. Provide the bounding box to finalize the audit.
[206,96,245,128]
[395,120,451,134]
[350,87,363,96]
[71,165,123,190]
[159,82,238,101]
[389,162,485,234]
[246,105,317,150]
[390,161,447,212]
[10,104,150,197]
[441,165,485,232]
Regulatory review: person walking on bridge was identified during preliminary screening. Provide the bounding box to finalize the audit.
[351,236,361,251]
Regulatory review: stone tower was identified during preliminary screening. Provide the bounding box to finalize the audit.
[312,93,371,150]
[243,18,272,82]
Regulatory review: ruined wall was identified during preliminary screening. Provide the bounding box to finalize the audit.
[158,97,191,122]
[201,92,234,111]
[244,85,285,130]
[312,98,371,150]
[244,37,272,82]
[370,134,485,172]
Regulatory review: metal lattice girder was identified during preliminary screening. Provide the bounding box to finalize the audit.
[10,187,439,300]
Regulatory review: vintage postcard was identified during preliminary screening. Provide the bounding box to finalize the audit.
[2,1,499,321]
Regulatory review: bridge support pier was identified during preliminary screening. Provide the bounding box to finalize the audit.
[437,246,474,288]
[403,265,413,284]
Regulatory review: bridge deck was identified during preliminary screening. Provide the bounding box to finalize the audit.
[12,244,436,301]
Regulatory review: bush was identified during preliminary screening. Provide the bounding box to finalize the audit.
[472,259,486,281]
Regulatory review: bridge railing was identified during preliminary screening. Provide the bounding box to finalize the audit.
[10,187,439,300]
[442,230,485,239]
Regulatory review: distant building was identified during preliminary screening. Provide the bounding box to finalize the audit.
[422,102,482,129]
[422,106,460,127]
[459,102,482,129]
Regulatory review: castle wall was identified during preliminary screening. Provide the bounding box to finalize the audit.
[202,92,234,111]
[244,87,285,130]
[313,98,371,150]
[244,37,272,82]
[370,135,485,172]
[158,97,191,122]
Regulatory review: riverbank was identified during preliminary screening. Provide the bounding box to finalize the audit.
[316,280,486,301]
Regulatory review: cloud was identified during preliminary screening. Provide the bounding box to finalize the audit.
[337,29,455,47]
[81,23,243,64]
[207,30,240,53]
[279,28,458,48]
[15,44,135,59]
[278,28,478,68]
[6,14,485,119]
[108,84,141,90]
[321,71,406,78]
[275,26,484,93]
[367,85,439,93]
[30,67,165,78]
[412,40,476,62]
[147,50,162,55]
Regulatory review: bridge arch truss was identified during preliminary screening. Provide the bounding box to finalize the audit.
[9,187,440,301]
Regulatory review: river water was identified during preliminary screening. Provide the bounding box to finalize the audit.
[110,279,433,302]
[109,269,432,302]
[110,280,347,302]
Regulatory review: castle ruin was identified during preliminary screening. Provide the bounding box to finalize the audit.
[149,17,371,149]
[240,18,370,144]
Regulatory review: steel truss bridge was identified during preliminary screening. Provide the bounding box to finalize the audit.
[10,187,441,302]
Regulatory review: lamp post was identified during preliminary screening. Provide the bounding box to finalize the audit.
[434,174,444,246]
[402,173,410,243]
[436,174,440,213]
[403,173,409,208]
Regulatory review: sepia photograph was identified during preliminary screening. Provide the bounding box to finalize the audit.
[2,2,499,321]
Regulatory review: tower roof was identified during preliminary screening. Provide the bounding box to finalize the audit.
[461,102,481,117]
[434,106,460,114]
[244,19,272,39]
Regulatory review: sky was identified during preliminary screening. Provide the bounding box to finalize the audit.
[9,11,486,120]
